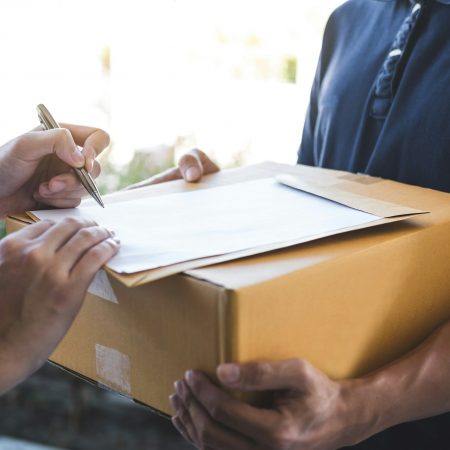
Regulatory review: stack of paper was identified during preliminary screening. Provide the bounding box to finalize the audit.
[32,177,419,275]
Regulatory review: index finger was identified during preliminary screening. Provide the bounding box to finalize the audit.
[60,123,110,156]
[12,220,55,241]
[60,123,110,172]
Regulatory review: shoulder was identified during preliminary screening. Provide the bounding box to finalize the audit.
[326,0,394,29]
[323,0,395,49]
[318,0,395,77]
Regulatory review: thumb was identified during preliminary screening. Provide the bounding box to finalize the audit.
[217,359,310,391]
[18,129,85,168]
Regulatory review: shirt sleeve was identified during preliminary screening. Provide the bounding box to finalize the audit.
[297,9,340,166]
[297,59,321,166]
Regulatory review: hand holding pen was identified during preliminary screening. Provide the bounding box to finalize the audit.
[0,107,109,216]
[37,104,105,208]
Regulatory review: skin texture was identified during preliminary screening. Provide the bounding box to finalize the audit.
[0,124,118,394]
[169,321,450,450]
[125,149,220,190]
[0,218,120,394]
[0,123,109,217]
[160,153,450,450]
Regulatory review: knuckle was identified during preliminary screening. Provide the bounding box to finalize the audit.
[43,265,67,287]
[87,246,107,264]
[247,362,270,386]
[270,422,297,450]
[289,358,307,374]
[24,245,46,267]
[58,127,72,143]
[77,227,95,241]
[0,236,21,255]
[104,239,118,252]
[191,148,206,160]
[100,129,110,147]
[179,153,197,167]
[62,216,83,228]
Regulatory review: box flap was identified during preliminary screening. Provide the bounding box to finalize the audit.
[276,174,427,218]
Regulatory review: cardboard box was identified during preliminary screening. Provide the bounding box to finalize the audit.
[6,162,450,416]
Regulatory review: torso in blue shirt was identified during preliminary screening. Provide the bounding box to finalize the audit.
[298,0,450,193]
[298,1,450,448]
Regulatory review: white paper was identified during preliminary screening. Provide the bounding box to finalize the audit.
[33,178,380,274]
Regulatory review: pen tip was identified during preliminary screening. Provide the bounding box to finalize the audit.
[92,192,105,208]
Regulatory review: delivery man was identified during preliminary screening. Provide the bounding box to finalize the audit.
[143,0,450,448]
[0,124,119,395]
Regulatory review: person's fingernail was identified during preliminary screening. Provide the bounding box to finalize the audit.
[175,380,183,396]
[185,167,200,182]
[107,228,116,237]
[185,370,195,385]
[217,364,240,384]
[72,149,85,166]
[50,180,66,193]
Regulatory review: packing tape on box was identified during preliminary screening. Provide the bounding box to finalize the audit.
[95,344,131,396]
[88,270,118,303]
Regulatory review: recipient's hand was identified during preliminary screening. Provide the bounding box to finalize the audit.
[126,149,220,189]
[171,359,372,450]
[0,124,109,217]
[0,218,120,394]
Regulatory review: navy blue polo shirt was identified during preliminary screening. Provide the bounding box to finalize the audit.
[298,1,450,448]
[298,0,450,193]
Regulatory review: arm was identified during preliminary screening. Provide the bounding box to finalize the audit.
[0,123,117,393]
[125,149,219,189]
[347,319,450,434]
[171,320,450,450]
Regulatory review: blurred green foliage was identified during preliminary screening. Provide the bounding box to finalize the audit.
[283,57,297,83]
[97,147,175,194]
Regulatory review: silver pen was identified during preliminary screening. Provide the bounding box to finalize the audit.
[37,104,105,208]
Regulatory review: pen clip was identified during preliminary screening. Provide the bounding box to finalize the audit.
[37,104,60,130]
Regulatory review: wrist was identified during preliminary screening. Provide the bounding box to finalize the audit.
[336,375,388,447]
[0,341,30,395]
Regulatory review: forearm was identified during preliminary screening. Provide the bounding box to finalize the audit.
[342,320,450,444]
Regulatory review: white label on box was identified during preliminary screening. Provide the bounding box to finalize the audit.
[88,270,118,303]
[95,344,131,395]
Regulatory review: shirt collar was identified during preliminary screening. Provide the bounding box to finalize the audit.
[382,0,450,4]
[411,0,450,4]
[397,0,450,4]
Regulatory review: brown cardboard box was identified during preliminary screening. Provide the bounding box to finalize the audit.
[6,162,450,416]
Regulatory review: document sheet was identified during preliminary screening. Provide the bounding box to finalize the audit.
[33,178,380,274]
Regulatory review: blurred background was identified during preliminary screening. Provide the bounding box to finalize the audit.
[0,0,343,448]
